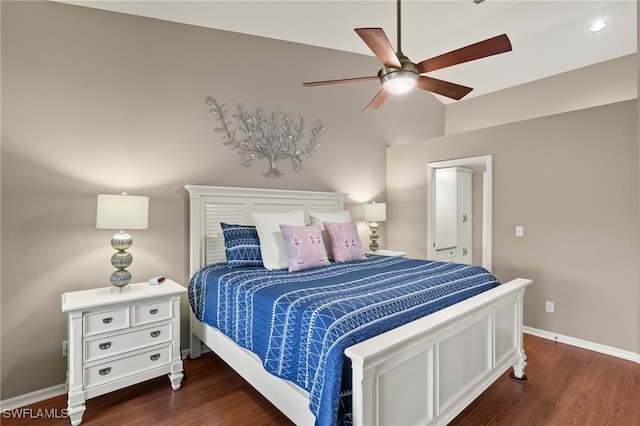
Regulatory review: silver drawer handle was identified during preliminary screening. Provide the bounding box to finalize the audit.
[99,342,112,350]
[149,309,158,315]
[102,317,113,324]
[150,354,161,361]
[150,331,161,338]
[99,367,111,376]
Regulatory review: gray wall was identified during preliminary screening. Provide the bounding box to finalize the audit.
[387,100,639,353]
[0,1,441,399]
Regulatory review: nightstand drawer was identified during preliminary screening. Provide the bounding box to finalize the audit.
[133,299,172,326]
[84,344,172,389]
[83,307,130,337]
[84,322,172,363]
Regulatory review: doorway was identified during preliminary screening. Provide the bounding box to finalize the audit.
[427,155,492,271]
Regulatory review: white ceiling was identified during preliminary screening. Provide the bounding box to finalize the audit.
[53,0,637,103]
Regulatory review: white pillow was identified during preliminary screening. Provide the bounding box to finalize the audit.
[309,210,352,229]
[309,210,352,259]
[252,210,305,270]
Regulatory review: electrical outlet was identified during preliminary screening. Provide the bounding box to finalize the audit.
[62,340,68,357]
[545,301,554,313]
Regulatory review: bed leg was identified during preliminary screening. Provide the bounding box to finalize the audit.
[509,351,528,382]
[189,332,202,360]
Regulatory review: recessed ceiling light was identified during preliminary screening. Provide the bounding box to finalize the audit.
[590,21,607,32]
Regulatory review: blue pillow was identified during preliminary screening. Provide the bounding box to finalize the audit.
[220,223,263,268]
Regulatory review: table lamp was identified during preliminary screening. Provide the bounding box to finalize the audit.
[96,193,149,291]
[363,202,386,252]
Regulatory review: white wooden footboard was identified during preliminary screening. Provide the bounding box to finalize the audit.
[345,278,532,426]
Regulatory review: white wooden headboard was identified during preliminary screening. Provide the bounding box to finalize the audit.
[184,185,347,276]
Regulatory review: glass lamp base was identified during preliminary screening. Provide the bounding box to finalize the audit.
[110,269,132,292]
[369,222,380,252]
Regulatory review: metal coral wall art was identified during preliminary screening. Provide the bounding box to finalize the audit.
[206,96,325,178]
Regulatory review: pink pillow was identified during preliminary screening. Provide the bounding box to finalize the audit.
[323,221,366,263]
[279,223,330,272]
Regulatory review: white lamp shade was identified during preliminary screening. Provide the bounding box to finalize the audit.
[364,202,387,222]
[96,194,149,230]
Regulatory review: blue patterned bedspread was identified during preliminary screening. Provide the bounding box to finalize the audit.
[188,255,500,425]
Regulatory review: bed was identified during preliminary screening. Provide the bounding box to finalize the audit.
[185,185,532,426]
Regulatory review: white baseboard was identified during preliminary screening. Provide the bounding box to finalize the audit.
[524,326,640,364]
[0,383,67,412]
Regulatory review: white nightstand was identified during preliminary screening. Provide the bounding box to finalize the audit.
[368,249,407,258]
[61,280,187,426]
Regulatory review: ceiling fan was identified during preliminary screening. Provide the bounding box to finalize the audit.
[303,0,512,112]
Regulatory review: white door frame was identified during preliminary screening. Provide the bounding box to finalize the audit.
[427,155,492,271]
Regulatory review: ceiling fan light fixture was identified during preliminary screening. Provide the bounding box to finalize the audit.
[379,55,419,94]
[381,71,418,94]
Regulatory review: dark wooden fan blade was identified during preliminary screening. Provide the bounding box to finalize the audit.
[417,34,512,74]
[355,28,402,69]
[363,89,390,112]
[303,75,378,87]
[416,76,473,100]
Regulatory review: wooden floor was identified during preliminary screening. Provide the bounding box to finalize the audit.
[3,334,639,425]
